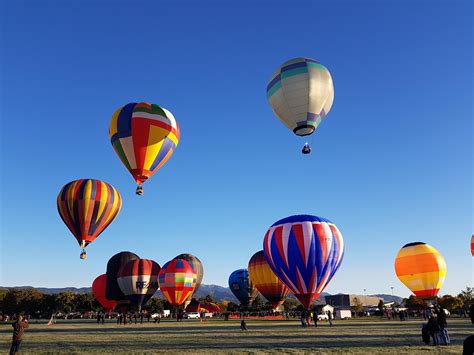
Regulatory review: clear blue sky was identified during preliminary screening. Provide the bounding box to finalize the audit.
[1,0,472,298]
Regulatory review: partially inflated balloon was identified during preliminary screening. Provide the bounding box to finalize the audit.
[228,269,258,307]
[267,57,334,137]
[57,179,122,259]
[158,259,197,306]
[117,259,161,311]
[109,102,180,192]
[263,215,344,309]
[106,251,140,301]
[92,274,117,311]
[394,242,446,298]
[248,250,290,309]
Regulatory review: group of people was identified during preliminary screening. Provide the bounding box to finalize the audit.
[300,310,333,328]
[421,306,450,346]
[385,309,409,320]
[116,312,148,325]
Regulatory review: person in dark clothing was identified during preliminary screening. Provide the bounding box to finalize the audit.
[421,323,430,345]
[463,335,474,355]
[312,312,318,328]
[140,312,144,324]
[470,304,474,324]
[240,319,247,331]
[426,316,440,345]
[434,306,450,345]
[97,312,101,324]
[10,314,29,355]
[133,313,137,324]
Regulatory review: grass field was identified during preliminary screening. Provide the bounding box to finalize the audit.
[1,317,472,354]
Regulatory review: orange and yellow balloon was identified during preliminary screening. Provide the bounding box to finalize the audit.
[57,179,122,259]
[394,242,446,298]
[248,250,290,309]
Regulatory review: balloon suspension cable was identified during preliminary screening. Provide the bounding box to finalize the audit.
[136,185,144,196]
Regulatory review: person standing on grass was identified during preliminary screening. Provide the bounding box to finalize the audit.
[426,316,440,345]
[434,306,450,345]
[10,314,29,355]
[470,303,474,324]
[312,312,318,328]
[327,311,333,327]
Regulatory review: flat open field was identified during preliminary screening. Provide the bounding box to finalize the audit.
[1,317,472,354]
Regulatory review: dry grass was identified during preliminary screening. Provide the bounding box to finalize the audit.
[0,317,472,354]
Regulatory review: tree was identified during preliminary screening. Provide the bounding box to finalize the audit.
[145,297,165,314]
[404,296,427,311]
[457,287,473,311]
[377,300,385,313]
[438,294,462,312]
[55,292,76,315]
[283,297,298,312]
[351,297,364,316]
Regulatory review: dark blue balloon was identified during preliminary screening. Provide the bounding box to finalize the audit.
[228,269,258,307]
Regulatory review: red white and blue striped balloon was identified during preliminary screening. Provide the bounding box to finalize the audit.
[117,259,161,310]
[263,215,344,309]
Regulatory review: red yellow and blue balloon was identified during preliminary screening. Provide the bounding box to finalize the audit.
[109,102,180,195]
[263,214,344,309]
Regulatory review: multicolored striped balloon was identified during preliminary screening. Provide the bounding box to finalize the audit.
[267,57,334,137]
[117,259,161,311]
[248,250,290,309]
[228,269,258,307]
[174,253,204,302]
[109,102,180,191]
[92,274,118,312]
[263,215,344,309]
[57,179,122,259]
[158,259,197,306]
[394,242,446,298]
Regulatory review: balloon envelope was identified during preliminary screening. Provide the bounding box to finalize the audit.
[57,179,122,250]
[92,274,118,312]
[159,259,197,306]
[117,259,161,311]
[267,57,334,136]
[228,269,258,307]
[248,250,290,309]
[263,215,344,309]
[174,253,204,298]
[394,242,446,298]
[109,102,180,186]
[106,251,140,301]
[471,235,473,257]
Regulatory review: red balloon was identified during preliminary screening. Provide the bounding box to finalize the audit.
[92,274,118,311]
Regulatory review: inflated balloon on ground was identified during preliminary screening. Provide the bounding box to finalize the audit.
[263,214,344,309]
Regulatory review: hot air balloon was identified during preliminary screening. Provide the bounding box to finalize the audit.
[267,57,334,154]
[92,274,118,312]
[158,259,197,306]
[106,251,140,301]
[248,250,291,309]
[109,102,180,195]
[57,179,122,259]
[471,235,473,257]
[394,242,446,298]
[228,269,258,308]
[263,215,344,309]
[117,259,161,311]
[174,253,203,304]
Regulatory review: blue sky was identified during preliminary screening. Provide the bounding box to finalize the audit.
[1,0,472,298]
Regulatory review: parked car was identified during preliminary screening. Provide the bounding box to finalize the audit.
[184,312,200,319]
[317,313,329,321]
[150,313,161,319]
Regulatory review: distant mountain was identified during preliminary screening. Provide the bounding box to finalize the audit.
[370,294,403,304]
[0,286,398,305]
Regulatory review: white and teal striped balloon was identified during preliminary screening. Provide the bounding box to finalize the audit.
[267,57,334,136]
